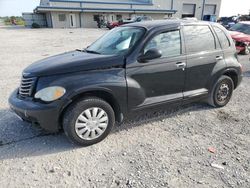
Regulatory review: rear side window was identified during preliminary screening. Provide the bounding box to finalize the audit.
[184,25,216,54]
[213,26,231,49]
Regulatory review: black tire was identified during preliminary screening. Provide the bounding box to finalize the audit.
[63,97,115,146]
[208,75,234,107]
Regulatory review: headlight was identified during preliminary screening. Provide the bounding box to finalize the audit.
[35,86,66,102]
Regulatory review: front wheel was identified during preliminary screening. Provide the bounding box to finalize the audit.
[208,75,234,107]
[63,97,115,146]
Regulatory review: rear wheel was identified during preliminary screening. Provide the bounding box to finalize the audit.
[208,75,234,107]
[63,97,115,146]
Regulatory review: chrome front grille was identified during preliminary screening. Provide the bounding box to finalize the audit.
[19,77,36,97]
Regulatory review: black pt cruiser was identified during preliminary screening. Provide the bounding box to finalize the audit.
[9,20,242,146]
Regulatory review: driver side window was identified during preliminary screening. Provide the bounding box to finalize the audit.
[144,30,181,58]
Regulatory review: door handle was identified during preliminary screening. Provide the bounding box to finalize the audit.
[216,56,223,61]
[176,62,186,70]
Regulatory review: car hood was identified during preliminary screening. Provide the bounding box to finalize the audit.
[23,50,125,77]
[230,31,250,42]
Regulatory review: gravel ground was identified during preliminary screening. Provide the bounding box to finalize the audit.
[0,26,249,188]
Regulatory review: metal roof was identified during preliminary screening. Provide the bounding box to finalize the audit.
[36,6,177,14]
[49,0,153,5]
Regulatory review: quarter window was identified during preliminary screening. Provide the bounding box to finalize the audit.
[184,25,216,53]
[213,26,231,49]
[144,30,181,58]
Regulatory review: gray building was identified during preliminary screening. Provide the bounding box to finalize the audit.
[28,0,221,28]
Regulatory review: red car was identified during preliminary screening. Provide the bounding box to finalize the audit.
[107,21,122,30]
[229,21,250,55]
[107,16,153,30]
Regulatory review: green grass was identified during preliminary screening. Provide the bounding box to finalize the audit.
[2,16,25,26]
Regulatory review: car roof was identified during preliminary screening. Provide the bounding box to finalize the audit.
[123,19,214,30]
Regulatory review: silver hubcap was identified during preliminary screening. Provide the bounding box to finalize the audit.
[217,83,230,102]
[75,107,109,140]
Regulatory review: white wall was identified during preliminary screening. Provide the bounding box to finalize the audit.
[50,2,81,8]
[43,0,222,28]
[51,12,80,28]
[173,0,221,19]
[133,0,172,10]
[82,13,97,28]
[47,0,173,11]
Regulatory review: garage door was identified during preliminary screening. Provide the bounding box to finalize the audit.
[182,4,196,15]
[182,4,196,18]
[204,4,216,15]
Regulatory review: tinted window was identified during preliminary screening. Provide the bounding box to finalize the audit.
[213,26,230,49]
[144,30,181,58]
[184,25,216,53]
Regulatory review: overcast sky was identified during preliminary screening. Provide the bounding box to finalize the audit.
[0,0,249,17]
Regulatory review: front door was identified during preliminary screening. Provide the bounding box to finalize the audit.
[126,29,186,110]
[69,14,76,28]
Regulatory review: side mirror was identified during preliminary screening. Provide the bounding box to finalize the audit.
[138,48,162,63]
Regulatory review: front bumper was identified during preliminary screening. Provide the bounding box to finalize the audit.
[8,89,69,132]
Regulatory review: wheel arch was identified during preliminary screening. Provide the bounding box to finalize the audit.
[222,69,239,89]
[208,67,240,95]
[59,89,124,129]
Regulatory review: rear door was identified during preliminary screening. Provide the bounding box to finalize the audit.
[183,24,225,98]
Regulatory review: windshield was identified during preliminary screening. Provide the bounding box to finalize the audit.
[86,27,145,55]
[229,23,250,35]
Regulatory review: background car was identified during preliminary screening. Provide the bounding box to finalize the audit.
[107,20,122,29]
[122,16,153,24]
[182,17,197,21]
[229,21,250,55]
[218,16,237,29]
[218,15,250,29]
[107,16,153,30]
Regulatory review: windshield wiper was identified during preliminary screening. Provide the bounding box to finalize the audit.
[76,49,84,52]
[84,49,101,54]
